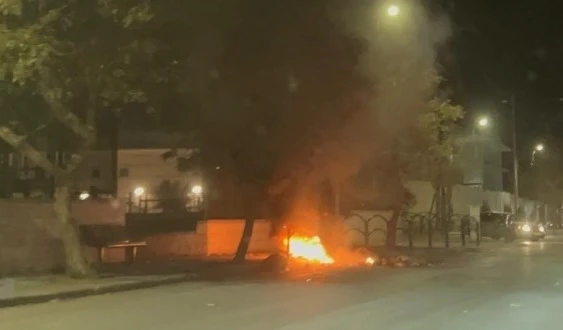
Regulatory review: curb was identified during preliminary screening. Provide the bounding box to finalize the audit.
[0,275,193,309]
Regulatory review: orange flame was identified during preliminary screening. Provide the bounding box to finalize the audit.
[284,235,334,264]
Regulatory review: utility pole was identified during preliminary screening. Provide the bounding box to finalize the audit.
[510,94,519,217]
[437,121,449,247]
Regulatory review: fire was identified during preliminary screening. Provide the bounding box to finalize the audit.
[284,235,334,264]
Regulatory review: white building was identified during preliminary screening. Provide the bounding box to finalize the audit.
[454,127,511,192]
[0,131,202,210]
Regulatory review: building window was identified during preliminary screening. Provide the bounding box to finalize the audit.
[91,169,101,179]
[119,168,129,178]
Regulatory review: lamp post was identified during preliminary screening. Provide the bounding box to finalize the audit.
[530,144,546,222]
[531,144,544,166]
[471,116,489,187]
[502,95,519,217]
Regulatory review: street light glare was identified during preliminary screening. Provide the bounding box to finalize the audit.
[387,5,400,17]
[478,117,489,127]
[191,185,203,195]
[79,191,90,201]
[535,144,544,151]
[133,186,145,197]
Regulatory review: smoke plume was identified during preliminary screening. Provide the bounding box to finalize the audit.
[334,0,452,136]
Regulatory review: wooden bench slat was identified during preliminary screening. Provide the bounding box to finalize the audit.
[105,242,147,248]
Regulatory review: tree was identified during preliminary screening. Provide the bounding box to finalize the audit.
[153,0,375,260]
[349,97,464,247]
[0,0,168,276]
[419,98,464,238]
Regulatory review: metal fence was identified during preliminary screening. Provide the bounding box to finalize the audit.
[345,211,480,249]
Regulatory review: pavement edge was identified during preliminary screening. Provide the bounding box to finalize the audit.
[0,275,193,309]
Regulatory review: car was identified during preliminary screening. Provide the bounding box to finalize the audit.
[506,220,546,242]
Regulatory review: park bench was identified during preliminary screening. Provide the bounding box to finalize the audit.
[79,225,147,264]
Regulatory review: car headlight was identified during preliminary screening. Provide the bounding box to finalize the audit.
[521,224,532,232]
[539,225,545,233]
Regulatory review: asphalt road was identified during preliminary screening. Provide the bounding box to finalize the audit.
[3,236,563,330]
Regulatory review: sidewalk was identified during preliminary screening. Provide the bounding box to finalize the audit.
[0,274,193,308]
[0,258,268,309]
[0,240,509,309]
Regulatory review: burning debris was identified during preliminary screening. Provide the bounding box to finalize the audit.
[280,234,376,268]
[284,235,335,264]
[262,233,429,272]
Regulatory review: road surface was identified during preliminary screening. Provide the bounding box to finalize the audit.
[3,236,563,330]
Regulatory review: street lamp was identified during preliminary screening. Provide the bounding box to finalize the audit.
[502,96,519,216]
[531,144,544,166]
[478,117,489,128]
[387,4,400,17]
[473,116,490,135]
[79,191,90,201]
[471,116,490,188]
[133,186,145,197]
[191,185,203,195]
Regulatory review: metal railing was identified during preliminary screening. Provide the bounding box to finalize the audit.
[345,211,480,248]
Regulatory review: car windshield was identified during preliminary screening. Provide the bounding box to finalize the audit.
[481,213,509,223]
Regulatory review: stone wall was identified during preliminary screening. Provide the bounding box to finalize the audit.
[143,232,207,259]
[202,220,275,255]
[0,199,125,275]
[1,199,277,273]
[143,220,276,258]
[72,199,126,225]
[0,201,64,276]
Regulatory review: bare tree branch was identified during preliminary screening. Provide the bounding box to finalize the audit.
[38,81,95,144]
[0,126,63,176]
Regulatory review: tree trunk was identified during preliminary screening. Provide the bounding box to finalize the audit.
[233,217,255,263]
[53,178,91,278]
[386,206,400,247]
[333,180,340,217]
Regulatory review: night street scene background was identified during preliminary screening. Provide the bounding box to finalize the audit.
[2,1,563,329]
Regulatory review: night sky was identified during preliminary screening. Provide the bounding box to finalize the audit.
[121,0,563,155]
[443,0,563,148]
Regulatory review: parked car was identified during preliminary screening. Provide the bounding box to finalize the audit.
[506,220,546,241]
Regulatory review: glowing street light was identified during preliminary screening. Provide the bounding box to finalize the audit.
[79,191,90,201]
[387,4,400,17]
[478,117,489,127]
[531,144,544,166]
[472,116,490,136]
[133,186,145,197]
[191,185,203,195]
